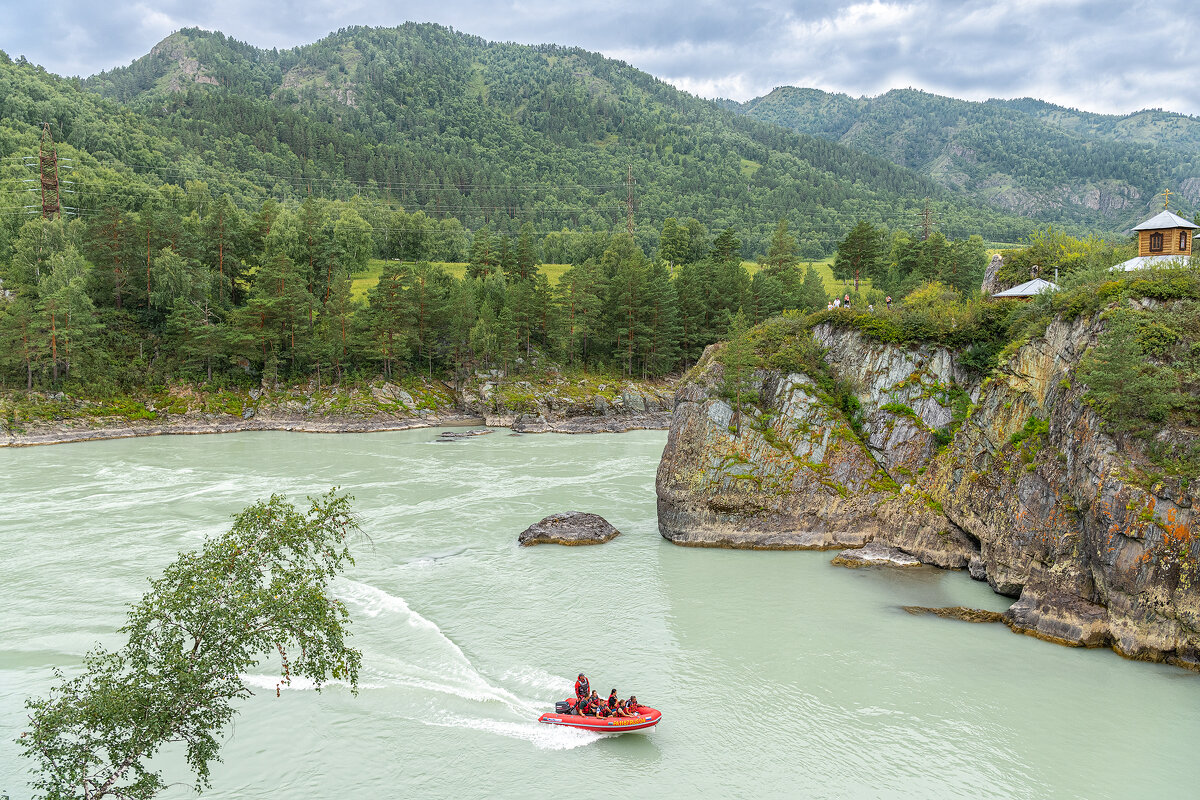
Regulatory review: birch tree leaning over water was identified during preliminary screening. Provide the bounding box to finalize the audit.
[19,491,363,800]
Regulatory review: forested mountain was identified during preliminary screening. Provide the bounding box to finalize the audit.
[991,97,1200,151]
[74,24,1044,254]
[729,86,1200,230]
[0,24,1141,399]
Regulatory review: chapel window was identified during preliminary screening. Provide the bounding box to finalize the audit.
[1150,232,1164,252]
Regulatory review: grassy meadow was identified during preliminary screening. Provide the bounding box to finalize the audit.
[351,256,861,300]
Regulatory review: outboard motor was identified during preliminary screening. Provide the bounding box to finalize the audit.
[555,700,574,714]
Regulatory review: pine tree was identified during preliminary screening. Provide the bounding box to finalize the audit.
[314,274,358,385]
[794,266,829,312]
[640,260,681,377]
[762,219,798,275]
[749,271,785,323]
[467,226,495,278]
[360,265,412,378]
[446,278,478,391]
[602,234,649,376]
[710,227,741,264]
[408,261,452,375]
[556,260,604,366]
[719,310,758,436]
[515,222,538,281]
[833,221,885,289]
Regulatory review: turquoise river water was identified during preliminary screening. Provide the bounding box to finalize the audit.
[1,429,1197,799]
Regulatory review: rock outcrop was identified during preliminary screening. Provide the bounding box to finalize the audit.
[462,375,674,433]
[832,542,923,568]
[981,254,1004,296]
[657,314,1200,669]
[518,512,621,546]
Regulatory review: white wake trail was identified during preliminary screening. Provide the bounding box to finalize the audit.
[334,578,590,749]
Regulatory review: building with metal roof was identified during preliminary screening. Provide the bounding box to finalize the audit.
[1132,210,1199,232]
[1113,205,1197,271]
[991,277,1059,299]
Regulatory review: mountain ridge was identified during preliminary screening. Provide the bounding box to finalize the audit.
[71,25,1070,250]
[726,85,1200,229]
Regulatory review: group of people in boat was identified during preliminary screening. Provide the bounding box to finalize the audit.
[571,673,640,718]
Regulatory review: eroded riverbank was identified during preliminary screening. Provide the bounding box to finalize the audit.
[0,372,676,447]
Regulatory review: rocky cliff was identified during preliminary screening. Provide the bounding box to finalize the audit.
[657,314,1200,669]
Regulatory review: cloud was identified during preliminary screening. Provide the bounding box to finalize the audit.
[1,0,1198,116]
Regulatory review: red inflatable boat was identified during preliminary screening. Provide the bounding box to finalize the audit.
[538,702,662,733]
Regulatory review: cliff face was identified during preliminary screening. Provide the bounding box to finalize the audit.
[657,315,1200,668]
[459,373,674,433]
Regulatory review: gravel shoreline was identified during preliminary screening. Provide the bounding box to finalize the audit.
[1,410,675,447]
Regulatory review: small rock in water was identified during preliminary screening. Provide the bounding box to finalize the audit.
[901,606,1005,624]
[518,512,621,546]
[831,542,922,568]
[437,428,493,441]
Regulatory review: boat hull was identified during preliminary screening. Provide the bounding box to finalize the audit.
[537,706,661,733]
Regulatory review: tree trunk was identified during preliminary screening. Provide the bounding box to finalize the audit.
[50,312,58,382]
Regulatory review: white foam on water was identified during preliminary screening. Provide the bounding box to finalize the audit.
[414,711,599,751]
[855,706,905,717]
[334,579,571,738]
[239,673,381,692]
[500,666,574,697]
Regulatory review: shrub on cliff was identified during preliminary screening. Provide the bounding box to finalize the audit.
[1078,310,1178,434]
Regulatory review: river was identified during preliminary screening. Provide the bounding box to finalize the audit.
[1,429,1197,799]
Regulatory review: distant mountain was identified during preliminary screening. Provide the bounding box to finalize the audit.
[75,25,1047,253]
[728,86,1200,229]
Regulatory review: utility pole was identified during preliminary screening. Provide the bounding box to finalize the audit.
[29,123,73,220]
[921,198,934,241]
[39,123,60,220]
[626,165,635,237]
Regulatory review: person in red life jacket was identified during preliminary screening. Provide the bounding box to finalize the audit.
[623,695,640,716]
[588,690,604,716]
[574,673,590,700]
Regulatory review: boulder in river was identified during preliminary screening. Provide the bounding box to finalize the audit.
[437,428,493,440]
[518,512,621,546]
[831,542,923,568]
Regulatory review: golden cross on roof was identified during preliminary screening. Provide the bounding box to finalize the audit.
[1163,188,1172,209]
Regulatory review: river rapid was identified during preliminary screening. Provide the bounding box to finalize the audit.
[1,429,1197,799]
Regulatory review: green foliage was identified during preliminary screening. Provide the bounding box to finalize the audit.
[833,221,886,284]
[19,491,362,800]
[880,401,920,420]
[1009,416,1050,447]
[719,310,758,433]
[1077,309,1182,434]
[998,226,1130,289]
[732,86,1200,231]
[57,25,1042,259]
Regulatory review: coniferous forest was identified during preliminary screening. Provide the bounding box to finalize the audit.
[0,22,1172,396]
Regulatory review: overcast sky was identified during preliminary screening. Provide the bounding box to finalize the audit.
[2,0,1198,116]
